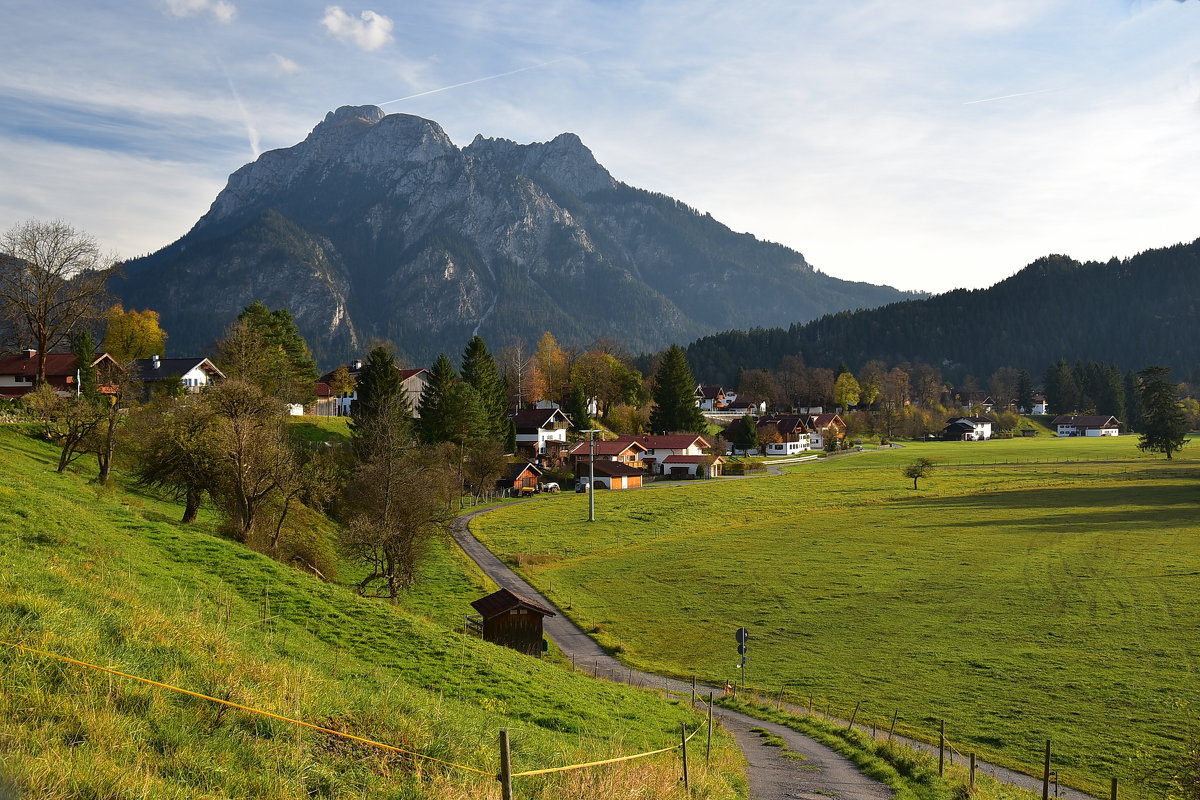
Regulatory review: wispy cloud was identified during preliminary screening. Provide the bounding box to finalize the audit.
[377,54,584,106]
[162,0,236,24]
[321,6,394,52]
[272,53,301,75]
[964,88,1059,105]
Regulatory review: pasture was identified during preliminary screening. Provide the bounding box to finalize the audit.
[472,435,1200,798]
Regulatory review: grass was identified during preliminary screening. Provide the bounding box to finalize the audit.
[471,434,1200,799]
[0,426,746,799]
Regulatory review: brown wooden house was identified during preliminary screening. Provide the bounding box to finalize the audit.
[468,588,556,657]
[496,462,543,496]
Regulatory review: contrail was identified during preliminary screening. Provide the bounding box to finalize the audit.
[964,88,1058,105]
[218,59,261,157]
[377,55,580,106]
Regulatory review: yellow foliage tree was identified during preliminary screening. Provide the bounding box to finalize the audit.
[102,304,166,362]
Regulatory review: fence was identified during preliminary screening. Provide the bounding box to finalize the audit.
[2,639,707,798]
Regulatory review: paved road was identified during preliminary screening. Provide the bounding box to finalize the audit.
[452,507,893,800]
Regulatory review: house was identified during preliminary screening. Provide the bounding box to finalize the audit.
[576,459,644,490]
[0,349,119,398]
[756,414,811,455]
[661,454,724,478]
[317,361,430,418]
[695,385,728,411]
[467,588,555,657]
[308,382,338,416]
[511,407,571,460]
[568,439,648,471]
[805,413,848,450]
[725,399,766,416]
[943,416,993,441]
[614,434,711,475]
[496,462,543,495]
[131,355,223,396]
[1031,394,1049,415]
[1052,415,1120,437]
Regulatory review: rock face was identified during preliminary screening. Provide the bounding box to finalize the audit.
[118,106,916,367]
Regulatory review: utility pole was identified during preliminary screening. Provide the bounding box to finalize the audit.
[582,428,601,522]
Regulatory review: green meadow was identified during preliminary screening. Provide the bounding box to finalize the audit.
[472,435,1200,799]
[0,426,743,799]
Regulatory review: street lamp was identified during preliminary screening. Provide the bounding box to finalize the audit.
[580,428,601,522]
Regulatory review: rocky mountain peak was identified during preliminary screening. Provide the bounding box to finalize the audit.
[465,130,615,197]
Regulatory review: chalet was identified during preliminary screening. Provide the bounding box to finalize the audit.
[661,454,724,478]
[0,350,118,398]
[1031,394,1049,415]
[131,355,223,396]
[576,459,644,490]
[943,416,993,441]
[308,382,337,416]
[756,414,811,455]
[318,361,429,418]
[1052,414,1121,437]
[496,462,543,495]
[725,399,766,416]
[805,413,847,450]
[695,385,728,411]
[568,439,648,471]
[511,407,571,460]
[614,433,711,475]
[468,588,555,657]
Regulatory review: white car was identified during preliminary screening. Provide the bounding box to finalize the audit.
[541,482,560,493]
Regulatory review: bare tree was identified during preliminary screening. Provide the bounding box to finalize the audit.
[0,220,117,386]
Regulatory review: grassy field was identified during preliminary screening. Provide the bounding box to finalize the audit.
[472,435,1200,799]
[0,426,744,799]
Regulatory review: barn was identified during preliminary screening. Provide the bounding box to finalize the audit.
[468,588,556,657]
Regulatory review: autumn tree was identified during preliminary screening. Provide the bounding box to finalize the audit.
[102,304,166,362]
[833,372,861,410]
[0,220,117,386]
[534,331,570,406]
[988,366,1021,411]
[903,457,935,489]
[649,345,706,434]
[498,340,543,409]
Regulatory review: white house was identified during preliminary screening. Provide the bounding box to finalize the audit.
[318,361,429,418]
[944,416,993,441]
[614,434,711,474]
[132,355,223,394]
[661,454,724,478]
[1052,415,1121,437]
[1031,394,1050,415]
[511,407,571,458]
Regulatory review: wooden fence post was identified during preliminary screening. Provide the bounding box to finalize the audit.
[499,729,513,800]
[847,701,860,731]
[1111,777,1118,800]
[707,692,714,766]
[681,722,690,791]
[970,752,976,794]
[692,676,697,708]
[888,709,898,742]
[939,720,945,775]
[1042,740,1052,800]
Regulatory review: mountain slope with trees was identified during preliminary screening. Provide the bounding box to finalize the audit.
[686,239,1200,384]
[113,105,916,367]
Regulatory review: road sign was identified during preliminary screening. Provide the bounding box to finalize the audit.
[735,627,748,644]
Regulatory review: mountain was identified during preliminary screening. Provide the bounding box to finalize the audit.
[685,239,1200,384]
[115,105,917,367]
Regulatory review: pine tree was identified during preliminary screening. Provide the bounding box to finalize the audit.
[1136,366,1190,460]
[567,385,591,432]
[418,353,458,444]
[649,345,706,434]
[351,346,409,454]
[460,335,508,438]
[737,414,759,453]
[1016,370,1034,413]
[71,329,99,401]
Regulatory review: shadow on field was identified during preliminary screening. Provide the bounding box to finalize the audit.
[898,483,1199,531]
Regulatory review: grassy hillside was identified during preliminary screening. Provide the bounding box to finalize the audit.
[0,426,744,799]
[472,436,1200,799]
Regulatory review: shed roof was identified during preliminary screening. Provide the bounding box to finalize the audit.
[470,588,556,619]
[1051,414,1120,427]
[578,460,645,478]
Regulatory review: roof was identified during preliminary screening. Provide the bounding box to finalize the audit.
[1052,414,1120,427]
[317,363,429,384]
[946,416,993,425]
[807,413,845,429]
[662,454,724,464]
[0,351,112,378]
[399,368,428,382]
[568,440,647,457]
[578,460,645,478]
[470,588,556,619]
[697,385,725,399]
[614,434,711,450]
[131,357,223,382]
[502,461,543,481]
[757,414,808,435]
[944,420,975,433]
[511,407,571,432]
[313,382,333,398]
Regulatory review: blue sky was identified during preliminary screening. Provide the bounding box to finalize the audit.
[1,0,1198,292]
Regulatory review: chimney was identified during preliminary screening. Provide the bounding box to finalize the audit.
[152,354,160,369]
[23,349,36,359]
[352,359,363,370]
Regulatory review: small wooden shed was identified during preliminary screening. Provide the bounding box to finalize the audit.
[468,588,556,657]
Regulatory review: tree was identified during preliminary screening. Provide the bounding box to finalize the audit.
[736,414,759,454]
[90,359,139,486]
[1016,370,1035,413]
[327,364,357,399]
[567,385,592,432]
[130,398,217,523]
[534,331,570,405]
[1044,360,1080,415]
[0,220,117,386]
[499,340,543,409]
[72,328,100,401]
[1136,366,1190,460]
[833,372,861,410]
[351,346,408,455]
[417,353,458,444]
[460,335,508,438]
[649,345,706,434]
[988,366,1020,411]
[102,304,166,362]
[903,457,935,489]
[217,302,318,405]
[463,437,508,499]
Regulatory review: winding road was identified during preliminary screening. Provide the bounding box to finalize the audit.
[453,506,893,800]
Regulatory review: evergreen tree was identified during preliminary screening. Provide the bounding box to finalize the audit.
[649,345,706,433]
[460,335,508,438]
[737,414,759,453]
[1016,370,1035,413]
[351,346,409,454]
[1044,360,1080,415]
[218,302,318,404]
[1136,366,1190,460]
[71,329,99,401]
[417,353,458,444]
[567,385,591,432]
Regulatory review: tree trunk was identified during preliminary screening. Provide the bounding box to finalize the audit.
[182,487,202,524]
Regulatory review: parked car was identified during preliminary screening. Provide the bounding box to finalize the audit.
[540,482,560,493]
[575,483,590,493]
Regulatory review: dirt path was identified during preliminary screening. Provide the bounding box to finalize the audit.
[452,508,893,800]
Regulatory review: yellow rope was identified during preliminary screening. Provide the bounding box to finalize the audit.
[511,721,705,777]
[0,639,495,777]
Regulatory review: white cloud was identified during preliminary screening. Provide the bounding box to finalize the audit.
[162,0,237,23]
[272,53,302,75]
[321,6,394,52]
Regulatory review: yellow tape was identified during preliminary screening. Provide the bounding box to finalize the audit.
[0,639,494,777]
[511,721,705,778]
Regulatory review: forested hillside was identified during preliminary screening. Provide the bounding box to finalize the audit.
[686,239,1200,384]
